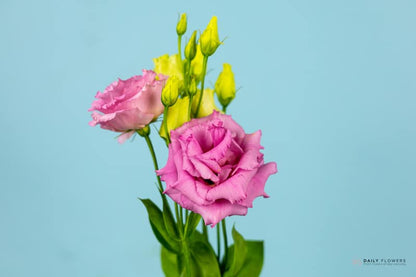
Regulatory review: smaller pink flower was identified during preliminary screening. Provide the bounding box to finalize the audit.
[88,70,167,143]
[157,111,277,227]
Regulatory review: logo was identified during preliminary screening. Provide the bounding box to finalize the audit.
[353,258,406,266]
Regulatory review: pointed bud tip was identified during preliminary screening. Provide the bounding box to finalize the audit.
[200,16,221,57]
[185,30,198,61]
[215,63,236,108]
[176,13,187,36]
[161,76,180,107]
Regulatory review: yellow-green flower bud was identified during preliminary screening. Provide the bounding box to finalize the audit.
[215,63,236,108]
[189,78,197,97]
[176,13,187,36]
[200,16,221,57]
[190,45,204,82]
[161,76,180,107]
[185,31,197,61]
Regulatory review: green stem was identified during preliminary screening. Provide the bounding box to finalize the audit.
[195,55,208,117]
[180,207,191,277]
[185,209,189,221]
[180,207,184,228]
[222,105,227,114]
[181,233,191,277]
[217,224,221,261]
[221,219,228,265]
[178,35,182,61]
[183,59,190,91]
[163,107,171,144]
[175,203,183,232]
[141,132,164,194]
[187,95,193,120]
[202,222,208,241]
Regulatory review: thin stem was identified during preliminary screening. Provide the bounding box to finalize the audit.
[216,224,221,261]
[222,105,227,114]
[194,55,208,117]
[221,219,228,265]
[180,207,184,228]
[142,132,164,194]
[181,205,191,277]
[187,95,193,120]
[202,222,208,241]
[178,35,182,61]
[183,59,190,92]
[175,203,183,232]
[163,107,171,144]
[181,232,191,277]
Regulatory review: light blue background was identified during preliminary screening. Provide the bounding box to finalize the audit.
[1,0,415,276]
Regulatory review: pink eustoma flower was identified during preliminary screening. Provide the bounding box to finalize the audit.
[89,70,167,143]
[157,111,277,227]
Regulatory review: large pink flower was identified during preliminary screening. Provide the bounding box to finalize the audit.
[157,111,277,227]
[89,70,167,143]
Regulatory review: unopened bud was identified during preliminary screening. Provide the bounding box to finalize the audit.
[176,13,187,36]
[215,63,236,108]
[189,78,197,97]
[185,31,197,61]
[200,16,221,57]
[161,76,180,107]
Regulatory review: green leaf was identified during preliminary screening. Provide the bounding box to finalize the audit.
[139,198,179,253]
[190,240,221,277]
[223,227,248,277]
[162,197,179,240]
[184,212,201,238]
[236,240,264,277]
[161,246,181,277]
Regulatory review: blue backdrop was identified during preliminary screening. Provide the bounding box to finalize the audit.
[1,0,415,276]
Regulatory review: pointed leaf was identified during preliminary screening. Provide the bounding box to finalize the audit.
[163,197,179,239]
[139,198,179,253]
[223,227,247,277]
[161,246,181,277]
[236,240,264,277]
[184,212,201,238]
[190,240,221,277]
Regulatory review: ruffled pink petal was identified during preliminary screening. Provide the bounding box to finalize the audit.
[199,129,231,161]
[88,70,166,135]
[238,162,277,208]
[90,77,143,113]
[136,79,165,117]
[218,113,245,143]
[96,108,154,132]
[171,110,220,139]
[117,130,135,144]
[182,198,248,227]
[196,158,222,175]
[89,112,117,130]
[242,130,263,150]
[189,157,219,182]
[169,176,211,206]
[235,149,262,171]
[206,169,258,204]
[156,110,278,226]
[157,156,177,186]
[236,131,264,171]
[185,134,205,156]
